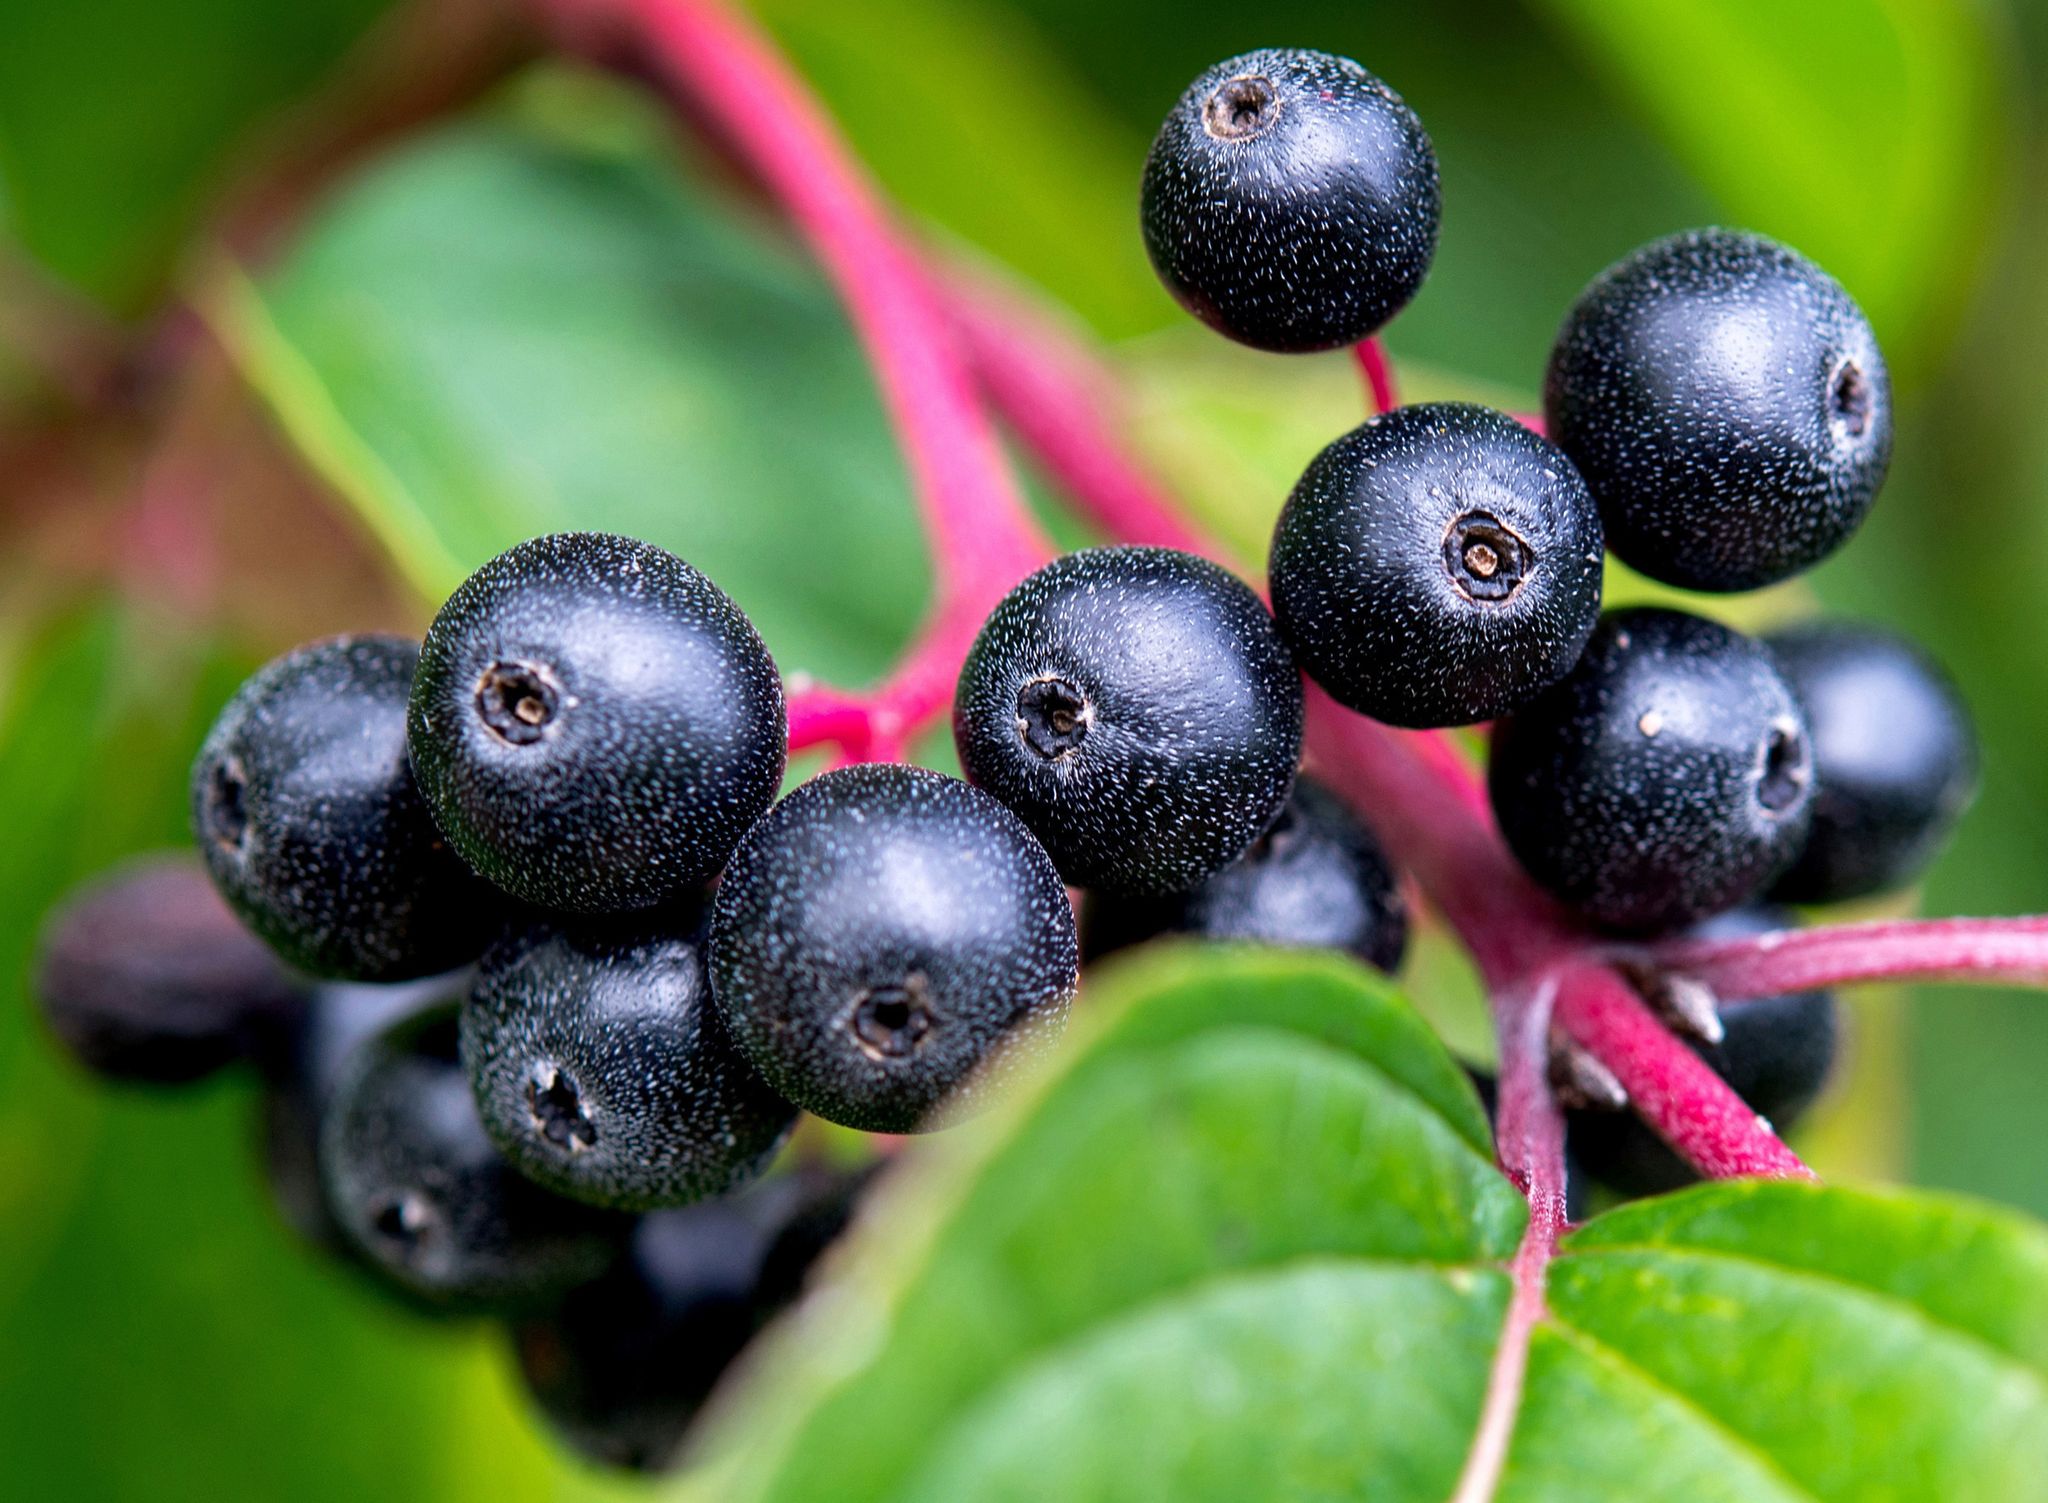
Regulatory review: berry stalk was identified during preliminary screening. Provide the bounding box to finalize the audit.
[538,0,1052,756]
[1649,914,2048,998]
[941,273,1223,558]
[1353,338,1399,415]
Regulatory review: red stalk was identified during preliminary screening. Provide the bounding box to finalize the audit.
[1651,914,2048,998]
[1354,337,1399,415]
[539,0,1052,755]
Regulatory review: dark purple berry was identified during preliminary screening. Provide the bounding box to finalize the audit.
[1141,48,1439,352]
[409,533,786,914]
[1269,403,1604,727]
[511,1165,866,1472]
[1766,621,1979,904]
[462,914,797,1211]
[1083,777,1407,973]
[1489,608,1815,932]
[953,546,1303,894]
[710,764,1077,1134]
[191,634,501,981]
[318,1005,629,1312]
[256,970,471,1258]
[35,854,303,1083]
[1545,228,1892,592]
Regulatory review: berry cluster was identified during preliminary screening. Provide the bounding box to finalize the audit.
[30,28,1988,1473]
[1142,46,1973,1167]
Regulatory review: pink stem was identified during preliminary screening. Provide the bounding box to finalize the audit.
[1303,693,1550,983]
[542,0,1052,755]
[1450,981,1566,1503]
[1354,337,1399,415]
[1511,411,1546,437]
[785,688,877,757]
[1651,915,2048,999]
[1305,680,1813,1182]
[942,274,1224,559]
[1552,961,1812,1178]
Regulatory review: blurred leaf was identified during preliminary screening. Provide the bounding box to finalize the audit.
[1527,0,2012,367]
[751,0,1166,338]
[0,0,391,307]
[680,947,2048,1502]
[215,97,931,687]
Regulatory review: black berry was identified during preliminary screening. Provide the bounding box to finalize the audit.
[192,634,500,981]
[1489,608,1815,932]
[953,546,1303,894]
[319,1004,628,1312]
[1269,403,1604,727]
[1766,621,1979,904]
[462,914,797,1211]
[256,970,471,1257]
[710,764,1078,1134]
[35,855,303,1083]
[408,533,786,913]
[1545,228,1892,592]
[1083,777,1407,973]
[1141,48,1439,352]
[511,1165,865,1471]
[1570,907,1839,1200]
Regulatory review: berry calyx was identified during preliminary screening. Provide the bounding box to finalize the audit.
[1141,48,1440,352]
[953,546,1303,894]
[408,533,786,914]
[1545,228,1892,592]
[709,763,1078,1134]
[1269,402,1604,727]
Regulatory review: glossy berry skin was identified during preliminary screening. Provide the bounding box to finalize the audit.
[1084,777,1407,974]
[192,635,500,981]
[512,1166,865,1472]
[319,1006,628,1312]
[953,546,1303,894]
[409,533,786,914]
[462,915,797,1211]
[1141,48,1439,352]
[35,855,304,1083]
[257,970,470,1257]
[1489,608,1815,933]
[710,764,1078,1134]
[1269,403,1604,727]
[1570,907,1839,1200]
[1766,621,1979,904]
[1545,228,1892,592]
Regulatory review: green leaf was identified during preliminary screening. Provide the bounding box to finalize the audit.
[1526,0,2011,366]
[679,947,2048,1503]
[0,0,391,307]
[217,95,931,687]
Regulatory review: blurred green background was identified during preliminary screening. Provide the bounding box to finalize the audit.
[1,0,2044,1497]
